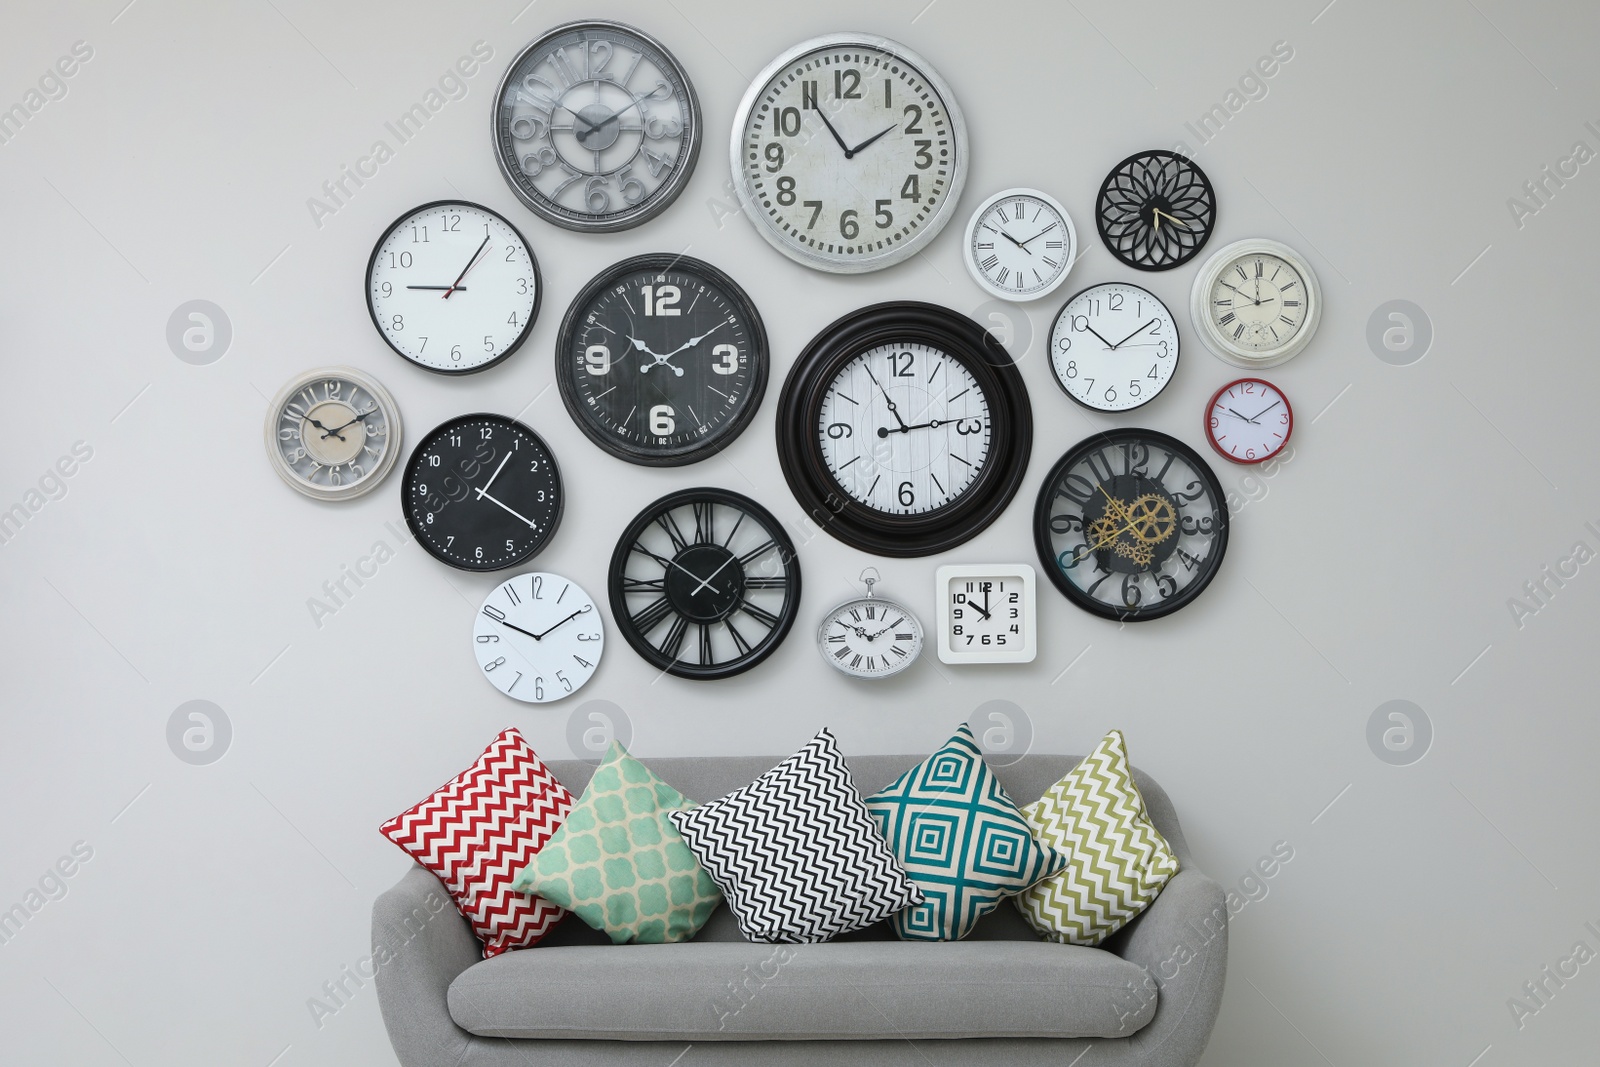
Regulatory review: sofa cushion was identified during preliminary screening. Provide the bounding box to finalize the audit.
[865,724,1067,941]
[446,939,1156,1040]
[1016,730,1180,946]
[511,742,722,944]
[669,729,922,943]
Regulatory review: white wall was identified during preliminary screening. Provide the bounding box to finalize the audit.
[2,1,1597,1064]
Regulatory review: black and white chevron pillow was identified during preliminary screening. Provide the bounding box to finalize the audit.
[669,729,922,943]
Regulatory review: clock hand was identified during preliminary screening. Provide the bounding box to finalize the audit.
[690,553,738,597]
[474,489,539,529]
[1223,406,1259,424]
[1108,319,1158,350]
[973,590,992,621]
[475,451,513,498]
[996,228,1033,255]
[634,545,725,593]
[1219,282,1259,306]
[863,363,909,432]
[1248,400,1283,421]
[406,285,468,291]
[442,235,491,300]
[629,336,685,376]
[490,616,545,641]
[321,409,379,438]
[531,604,592,640]
[1150,208,1190,231]
[302,415,345,441]
[844,123,898,157]
[1084,324,1119,349]
[809,104,854,156]
[575,82,669,143]
[1015,222,1059,248]
[658,321,729,360]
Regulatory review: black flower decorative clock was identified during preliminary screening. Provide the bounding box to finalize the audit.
[1034,429,1227,621]
[608,488,800,679]
[776,302,1032,557]
[1095,150,1216,271]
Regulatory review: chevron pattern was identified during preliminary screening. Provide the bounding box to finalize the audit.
[866,724,1066,941]
[380,727,573,958]
[1015,730,1179,946]
[668,729,922,944]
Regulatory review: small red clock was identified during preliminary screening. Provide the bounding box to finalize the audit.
[1205,378,1292,464]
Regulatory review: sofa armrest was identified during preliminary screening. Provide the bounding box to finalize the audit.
[372,865,480,1067]
[1108,868,1228,1067]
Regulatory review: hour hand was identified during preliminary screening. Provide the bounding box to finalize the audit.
[811,105,853,155]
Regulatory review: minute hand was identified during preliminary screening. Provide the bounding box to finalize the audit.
[845,123,898,157]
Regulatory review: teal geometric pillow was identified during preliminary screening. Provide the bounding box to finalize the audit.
[512,742,721,944]
[865,724,1067,941]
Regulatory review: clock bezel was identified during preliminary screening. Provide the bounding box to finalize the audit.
[961,187,1078,302]
[775,301,1033,558]
[815,593,924,680]
[264,365,403,502]
[554,252,770,467]
[1189,238,1323,369]
[933,563,1037,665]
[1204,377,1294,465]
[728,32,969,275]
[1049,281,1180,414]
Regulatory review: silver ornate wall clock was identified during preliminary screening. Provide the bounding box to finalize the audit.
[816,568,923,679]
[264,367,401,500]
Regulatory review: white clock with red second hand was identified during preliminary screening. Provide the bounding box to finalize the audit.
[366,200,542,375]
[1205,377,1293,464]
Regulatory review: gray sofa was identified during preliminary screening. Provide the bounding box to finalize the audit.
[373,753,1227,1066]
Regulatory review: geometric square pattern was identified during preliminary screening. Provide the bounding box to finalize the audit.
[865,724,1067,941]
[512,742,722,945]
[1014,730,1180,947]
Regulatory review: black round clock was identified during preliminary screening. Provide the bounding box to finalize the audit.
[775,302,1032,557]
[608,488,800,679]
[1034,429,1227,621]
[556,254,768,466]
[1096,150,1216,271]
[402,414,562,572]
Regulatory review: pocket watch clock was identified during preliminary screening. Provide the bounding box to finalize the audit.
[555,253,768,466]
[934,564,1037,665]
[1095,150,1216,271]
[776,302,1032,557]
[402,414,562,572]
[816,568,923,679]
[962,188,1077,302]
[1034,429,1228,621]
[731,33,968,273]
[493,20,701,232]
[608,488,800,679]
[1050,283,1179,412]
[474,572,603,703]
[367,201,540,375]
[1206,378,1292,464]
[265,367,401,500]
[1190,238,1322,368]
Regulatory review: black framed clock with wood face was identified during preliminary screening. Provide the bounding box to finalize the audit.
[608,488,800,679]
[776,302,1032,557]
[1034,429,1228,621]
[556,254,768,466]
[1096,150,1216,271]
[402,414,563,572]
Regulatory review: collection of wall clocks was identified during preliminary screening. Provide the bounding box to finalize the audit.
[261,20,1328,695]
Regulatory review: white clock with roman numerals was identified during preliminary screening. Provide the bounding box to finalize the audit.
[816,569,923,679]
[962,188,1077,301]
[1190,238,1322,368]
[473,572,604,703]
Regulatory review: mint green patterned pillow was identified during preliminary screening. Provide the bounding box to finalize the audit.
[513,742,721,944]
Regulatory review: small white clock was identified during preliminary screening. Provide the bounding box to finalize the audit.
[935,564,1036,665]
[816,569,923,679]
[473,572,603,703]
[962,188,1076,301]
[1050,282,1179,412]
[264,366,401,500]
[367,200,541,375]
[1190,238,1321,369]
[1205,378,1293,464]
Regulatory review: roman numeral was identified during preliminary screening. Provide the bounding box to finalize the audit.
[631,597,674,633]
[739,599,781,628]
[980,254,999,270]
[658,616,688,659]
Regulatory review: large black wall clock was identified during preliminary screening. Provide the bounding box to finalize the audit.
[1096,150,1216,271]
[555,253,768,466]
[776,302,1031,557]
[402,414,563,572]
[1034,428,1227,621]
[609,488,800,679]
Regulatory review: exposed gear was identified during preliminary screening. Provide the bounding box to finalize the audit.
[1127,493,1177,544]
[1112,539,1155,566]
[1087,515,1123,551]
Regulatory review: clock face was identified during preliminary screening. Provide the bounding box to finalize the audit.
[402,414,562,572]
[732,34,968,273]
[555,254,769,466]
[1206,378,1293,464]
[934,565,1037,664]
[963,189,1077,301]
[265,367,401,500]
[366,201,540,375]
[492,20,700,231]
[1050,283,1180,413]
[474,572,603,703]
[608,488,800,680]
[1096,150,1216,271]
[1190,239,1322,368]
[1034,429,1228,621]
[817,595,923,679]
[777,303,1032,557]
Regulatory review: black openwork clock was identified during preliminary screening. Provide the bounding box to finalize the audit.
[1095,150,1216,271]
[1034,429,1228,621]
[775,302,1032,557]
[608,488,800,679]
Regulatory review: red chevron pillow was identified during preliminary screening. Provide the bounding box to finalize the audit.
[380,728,573,957]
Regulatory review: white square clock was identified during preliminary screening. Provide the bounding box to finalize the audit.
[935,564,1037,665]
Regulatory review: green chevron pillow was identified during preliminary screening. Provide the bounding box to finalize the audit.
[1015,730,1180,947]
[866,724,1067,941]
[512,742,721,945]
